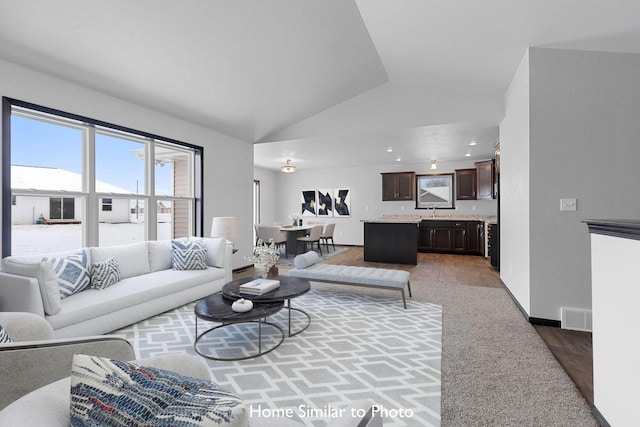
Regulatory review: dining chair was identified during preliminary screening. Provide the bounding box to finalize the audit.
[256,225,288,258]
[320,223,336,252]
[296,225,323,255]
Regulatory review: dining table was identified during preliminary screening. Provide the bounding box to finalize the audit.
[279,224,313,255]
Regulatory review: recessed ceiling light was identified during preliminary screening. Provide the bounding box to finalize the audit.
[387,147,394,152]
[469,141,477,146]
[465,153,471,157]
[395,157,402,162]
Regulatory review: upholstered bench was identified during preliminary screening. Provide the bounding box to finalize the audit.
[287,252,412,308]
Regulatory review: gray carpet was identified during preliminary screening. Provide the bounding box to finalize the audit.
[309,279,598,427]
[429,282,597,427]
[114,289,441,427]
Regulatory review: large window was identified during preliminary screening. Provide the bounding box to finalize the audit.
[2,98,203,257]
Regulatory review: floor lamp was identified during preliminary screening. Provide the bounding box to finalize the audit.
[210,217,238,253]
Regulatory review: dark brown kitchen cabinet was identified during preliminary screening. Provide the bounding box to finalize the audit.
[455,168,476,200]
[418,220,484,255]
[381,172,415,201]
[418,227,435,251]
[475,160,495,200]
[466,221,484,254]
[420,226,457,251]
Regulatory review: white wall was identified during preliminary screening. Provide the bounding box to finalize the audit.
[590,233,640,426]
[257,159,496,246]
[528,47,640,320]
[0,58,254,268]
[98,199,130,223]
[499,49,531,315]
[500,47,640,322]
[12,196,50,224]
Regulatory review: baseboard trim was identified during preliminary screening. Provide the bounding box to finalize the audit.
[498,279,561,328]
[498,278,529,319]
[591,405,611,427]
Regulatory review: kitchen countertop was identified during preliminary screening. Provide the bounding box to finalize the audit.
[362,215,497,223]
[361,218,422,223]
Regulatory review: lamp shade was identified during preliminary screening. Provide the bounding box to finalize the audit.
[210,217,237,241]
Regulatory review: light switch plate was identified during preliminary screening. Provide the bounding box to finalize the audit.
[560,198,577,211]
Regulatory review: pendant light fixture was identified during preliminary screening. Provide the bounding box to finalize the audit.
[430,160,438,170]
[280,159,297,173]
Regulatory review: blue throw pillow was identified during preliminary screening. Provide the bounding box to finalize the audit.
[70,354,247,426]
[43,249,91,298]
[172,239,208,270]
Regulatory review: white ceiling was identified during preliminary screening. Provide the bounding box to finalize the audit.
[1,1,640,171]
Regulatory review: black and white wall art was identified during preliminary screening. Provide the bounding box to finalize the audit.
[298,188,350,218]
[317,188,333,216]
[301,189,317,216]
[333,188,351,217]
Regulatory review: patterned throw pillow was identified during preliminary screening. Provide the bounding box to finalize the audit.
[0,324,12,343]
[43,249,91,298]
[90,257,121,290]
[172,239,208,271]
[70,354,247,427]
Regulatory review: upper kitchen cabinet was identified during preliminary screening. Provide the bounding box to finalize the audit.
[381,172,415,201]
[475,159,495,200]
[455,168,476,200]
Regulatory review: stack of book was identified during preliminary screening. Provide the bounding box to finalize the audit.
[239,278,280,295]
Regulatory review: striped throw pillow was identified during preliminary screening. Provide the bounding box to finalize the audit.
[70,355,247,426]
[0,324,12,343]
[90,257,121,290]
[172,240,208,270]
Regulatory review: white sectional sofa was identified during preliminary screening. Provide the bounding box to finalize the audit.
[0,238,232,338]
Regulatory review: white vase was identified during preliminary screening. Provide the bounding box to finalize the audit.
[255,262,278,278]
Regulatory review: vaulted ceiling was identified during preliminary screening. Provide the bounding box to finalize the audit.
[1,1,640,171]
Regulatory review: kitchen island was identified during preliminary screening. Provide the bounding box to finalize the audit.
[362,215,497,265]
[362,219,420,265]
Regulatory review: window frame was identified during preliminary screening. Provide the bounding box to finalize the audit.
[2,97,204,257]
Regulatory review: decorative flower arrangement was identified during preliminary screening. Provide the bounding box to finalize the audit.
[288,212,300,226]
[244,238,280,278]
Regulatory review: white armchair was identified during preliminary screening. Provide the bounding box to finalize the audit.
[0,312,139,411]
[0,312,381,427]
[0,312,227,425]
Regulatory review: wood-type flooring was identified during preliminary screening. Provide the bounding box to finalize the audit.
[234,246,593,405]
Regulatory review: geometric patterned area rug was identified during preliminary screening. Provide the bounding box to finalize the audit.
[114,289,442,427]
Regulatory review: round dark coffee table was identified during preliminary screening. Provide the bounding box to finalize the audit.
[222,276,311,337]
[194,293,284,361]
